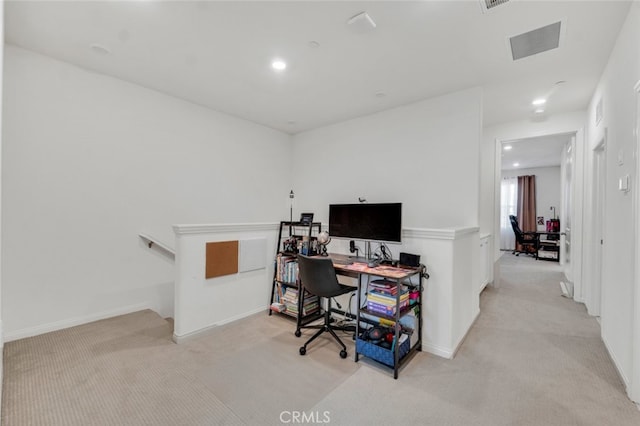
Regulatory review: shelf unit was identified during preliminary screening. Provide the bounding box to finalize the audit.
[537,232,560,261]
[268,221,323,336]
[354,267,423,379]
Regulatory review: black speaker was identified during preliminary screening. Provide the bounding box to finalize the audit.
[399,252,420,267]
[349,240,356,253]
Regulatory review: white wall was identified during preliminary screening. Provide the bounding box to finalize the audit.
[502,166,561,228]
[291,87,483,229]
[583,1,640,399]
[0,0,5,413]
[1,46,292,340]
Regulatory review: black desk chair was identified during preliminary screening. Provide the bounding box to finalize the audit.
[296,255,354,359]
[509,215,539,257]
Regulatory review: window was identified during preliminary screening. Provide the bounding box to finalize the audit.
[500,177,518,250]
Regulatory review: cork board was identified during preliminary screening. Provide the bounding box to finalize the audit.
[205,241,239,279]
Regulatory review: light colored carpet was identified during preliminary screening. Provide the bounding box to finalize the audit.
[3,253,640,425]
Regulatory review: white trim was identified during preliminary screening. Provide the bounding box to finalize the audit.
[404,226,479,240]
[172,306,264,344]
[173,222,278,235]
[173,222,478,240]
[421,342,456,359]
[3,302,154,342]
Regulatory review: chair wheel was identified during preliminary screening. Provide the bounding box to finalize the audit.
[340,350,347,359]
[299,347,306,356]
[295,330,301,337]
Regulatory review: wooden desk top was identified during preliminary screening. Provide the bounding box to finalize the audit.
[328,253,420,280]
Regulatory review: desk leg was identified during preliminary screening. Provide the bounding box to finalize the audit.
[355,274,362,363]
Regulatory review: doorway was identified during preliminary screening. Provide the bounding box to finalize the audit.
[499,133,573,258]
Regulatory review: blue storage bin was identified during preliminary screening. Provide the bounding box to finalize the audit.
[356,334,411,367]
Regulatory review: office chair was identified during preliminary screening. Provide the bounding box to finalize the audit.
[296,255,355,359]
[509,215,539,257]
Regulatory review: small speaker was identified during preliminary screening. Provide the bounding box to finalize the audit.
[399,252,420,268]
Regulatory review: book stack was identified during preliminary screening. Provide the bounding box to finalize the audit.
[276,254,299,284]
[367,280,409,317]
[281,288,319,318]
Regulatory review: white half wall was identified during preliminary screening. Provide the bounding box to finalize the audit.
[381,227,480,358]
[1,46,292,340]
[171,222,480,359]
[172,223,278,342]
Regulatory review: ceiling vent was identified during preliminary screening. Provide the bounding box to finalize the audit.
[510,21,562,60]
[480,0,510,13]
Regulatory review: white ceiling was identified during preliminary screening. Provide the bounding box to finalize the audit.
[501,133,572,171]
[4,1,632,135]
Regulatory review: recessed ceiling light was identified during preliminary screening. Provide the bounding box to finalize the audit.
[271,60,287,71]
[503,145,512,150]
[534,108,545,114]
[513,162,520,167]
[375,91,386,98]
[532,98,546,106]
[308,41,320,48]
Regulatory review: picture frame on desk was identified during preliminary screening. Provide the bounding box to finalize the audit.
[299,212,314,225]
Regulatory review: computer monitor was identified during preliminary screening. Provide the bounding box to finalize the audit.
[328,203,402,243]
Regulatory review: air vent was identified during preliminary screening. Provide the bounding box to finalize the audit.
[480,0,510,13]
[510,21,562,61]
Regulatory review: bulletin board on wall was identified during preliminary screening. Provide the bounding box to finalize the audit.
[205,241,239,279]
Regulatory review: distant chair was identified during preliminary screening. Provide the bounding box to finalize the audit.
[296,255,355,359]
[509,215,539,257]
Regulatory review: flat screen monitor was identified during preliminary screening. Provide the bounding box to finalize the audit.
[329,203,402,243]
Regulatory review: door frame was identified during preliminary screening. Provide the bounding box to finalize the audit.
[589,133,607,318]
[631,80,640,402]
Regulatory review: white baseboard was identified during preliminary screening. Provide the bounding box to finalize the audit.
[421,342,455,359]
[173,306,265,344]
[602,332,630,391]
[4,302,154,342]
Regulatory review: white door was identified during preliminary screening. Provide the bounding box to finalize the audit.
[561,137,575,274]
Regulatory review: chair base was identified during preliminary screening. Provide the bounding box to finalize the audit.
[299,324,348,358]
[298,301,351,359]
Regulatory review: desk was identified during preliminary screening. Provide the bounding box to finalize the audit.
[327,253,423,379]
[536,232,560,261]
